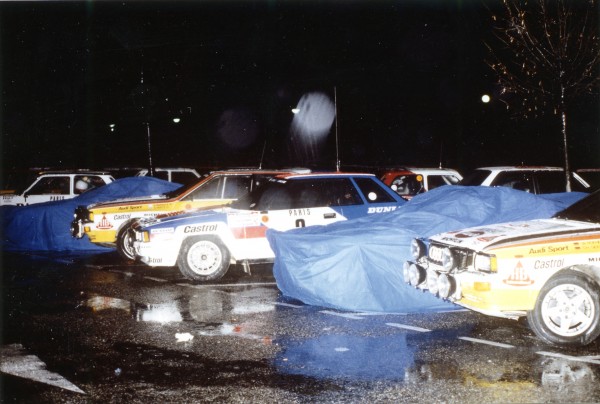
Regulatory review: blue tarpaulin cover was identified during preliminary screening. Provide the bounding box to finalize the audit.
[1,177,180,252]
[267,186,587,313]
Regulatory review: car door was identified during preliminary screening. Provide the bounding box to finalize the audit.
[24,175,71,204]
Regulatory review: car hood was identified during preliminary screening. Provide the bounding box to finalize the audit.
[428,218,600,251]
[87,194,168,209]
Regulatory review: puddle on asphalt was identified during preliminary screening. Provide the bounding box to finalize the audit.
[80,293,599,396]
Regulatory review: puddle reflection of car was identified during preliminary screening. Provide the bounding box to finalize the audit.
[405,189,600,346]
[380,167,462,200]
[71,169,301,260]
[131,172,406,282]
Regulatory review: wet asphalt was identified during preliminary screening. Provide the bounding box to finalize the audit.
[1,250,599,403]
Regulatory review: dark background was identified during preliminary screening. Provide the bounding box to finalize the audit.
[1,1,598,176]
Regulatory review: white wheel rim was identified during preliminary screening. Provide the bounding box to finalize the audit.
[187,241,222,275]
[541,283,595,337]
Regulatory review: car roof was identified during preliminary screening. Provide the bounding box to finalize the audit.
[474,166,563,172]
[276,171,376,180]
[38,170,114,175]
[209,167,311,175]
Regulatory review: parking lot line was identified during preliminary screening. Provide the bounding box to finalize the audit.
[386,322,431,332]
[459,336,514,348]
[320,310,364,320]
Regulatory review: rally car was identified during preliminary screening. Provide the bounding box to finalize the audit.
[71,169,302,259]
[380,167,462,200]
[1,170,115,206]
[404,190,600,346]
[130,172,406,282]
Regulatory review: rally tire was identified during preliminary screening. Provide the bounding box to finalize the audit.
[177,236,231,282]
[527,270,600,346]
[116,222,137,261]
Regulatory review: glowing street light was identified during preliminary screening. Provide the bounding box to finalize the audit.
[481,94,491,103]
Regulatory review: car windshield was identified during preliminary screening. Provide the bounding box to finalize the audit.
[459,170,491,186]
[553,190,600,223]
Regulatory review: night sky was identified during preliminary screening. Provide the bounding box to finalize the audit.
[1,1,599,176]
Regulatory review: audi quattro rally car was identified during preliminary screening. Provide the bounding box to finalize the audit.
[71,169,301,259]
[131,172,406,282]
[404,190,600,346]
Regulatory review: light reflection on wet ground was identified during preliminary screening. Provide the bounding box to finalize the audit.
[2,251,600,402]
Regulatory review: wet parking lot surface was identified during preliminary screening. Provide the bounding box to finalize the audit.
[2,251,600,402]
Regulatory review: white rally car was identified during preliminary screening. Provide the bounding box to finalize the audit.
[1,170,115,206]
[404,190,600,346]
[131,172,406,282]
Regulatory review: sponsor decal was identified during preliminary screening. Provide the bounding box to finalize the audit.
[367,206,397,214]
[441,237,463,244]
[289,208,310,216]
[477,236,499,242]
[147,257,163,264]
[113,214,131,220]
[186,204,192,210]
[548,245,569,253]
[151,227,174,234]
[97,215,113,229]
[529,246,545,255]
[534,258,564,269]
[183,224,218,233]
[503,261,534,286]
[589,257,600,263]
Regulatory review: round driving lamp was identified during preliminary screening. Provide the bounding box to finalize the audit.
[408,263,426,286]
[426,270,439,295]
[441,247,454,272]
[437,273,456,299]
[410,239,426,260]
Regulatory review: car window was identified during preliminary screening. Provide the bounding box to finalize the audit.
[27,176,70,195]
[171,171,199,185]
[490,172,533,192]
[74,175,104,194]
[222,176,251,199]
[353,177,396,203]
[186,176,223,200]
[154,171,170,181]
[391,175,423,196]
[460,170,491,186]
[535,171,569,193]
[429,175,461,189]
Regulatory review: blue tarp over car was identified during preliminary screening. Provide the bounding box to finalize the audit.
[266,186,587,313]
[1,177,180,252]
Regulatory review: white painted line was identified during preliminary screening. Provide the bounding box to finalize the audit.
[143,276,168,283]
[459,336,514,349]
[320,310,364,320]
[386,323,431,333]
[272,302,304,308]
[537,351,600,365]
[0,344,85,394]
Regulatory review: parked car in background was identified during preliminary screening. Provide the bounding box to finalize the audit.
[135,167,203,184]
[577,168,600,191]
[460,166,590,194]
[0,170,115,206]
[71,168,304,259]
[380,167,463,200]
[404,189,600,346]
[130,172,406,282]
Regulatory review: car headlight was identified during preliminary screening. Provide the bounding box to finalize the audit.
[474,253,497,273]
[410,239,426,260]
[406,262,426,286]
[426,270,439,295]
[89,212,94,221]
[441,247,455,272]
[437,273,456,299]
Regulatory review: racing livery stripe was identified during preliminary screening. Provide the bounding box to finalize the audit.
[230,226,267,239]
[489,230,600,251]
